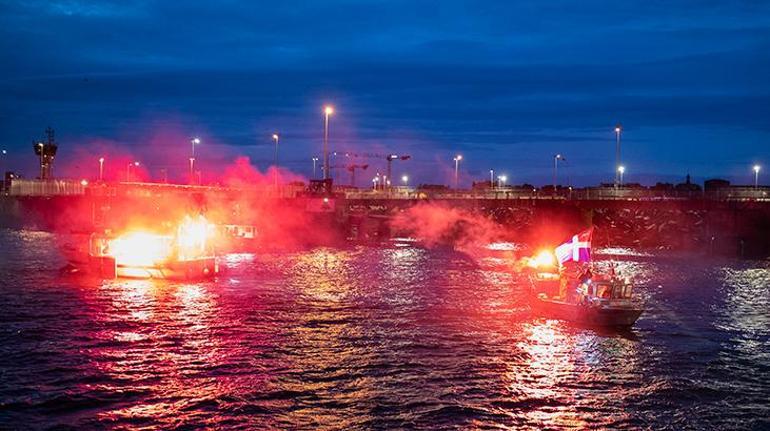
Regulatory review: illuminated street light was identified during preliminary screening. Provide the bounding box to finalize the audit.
[127,161,140,182]
[453,155,463,189]
[272,133,280,188]
[37,142,44,179]
[498,175,507,188]
[98,157,105,182]
[489,169,494,188]
[312,157,319,179]
[401,174,409,185]
[553,154,566,192]
[190,137,201,184]
[323,105,334,180]
[614,124,622,188]
[618,165,626,186]
[0,149,6,192]
[754,165,761,189]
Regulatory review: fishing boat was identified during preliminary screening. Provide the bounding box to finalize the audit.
[69,214,220,280]
[529,275,643,327]
[525,227,644,328]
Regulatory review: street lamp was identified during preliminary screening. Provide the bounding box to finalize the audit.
[323,105,334,180]
[37,142,44,179]
[127,161,139,182]
[553,154,566,191]
[401,174,409,186]
[0,149,6,191]
[190,137,200,184]
[618,165,626,186]
[98,157,105,182]
[489,169,494,188]
[754,165,761,189]
[614,124,622,187]
[272,133,280,188]
[498,175,507,188]
[453,155,463,189]
[312,157,319,179]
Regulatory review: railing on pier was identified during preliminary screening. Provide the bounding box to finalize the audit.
[342,186,770,202]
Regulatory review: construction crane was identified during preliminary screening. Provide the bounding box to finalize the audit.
[329,163,369,187]
[331,151,411,188]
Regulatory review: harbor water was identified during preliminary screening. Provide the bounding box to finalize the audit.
[0,229,768,429]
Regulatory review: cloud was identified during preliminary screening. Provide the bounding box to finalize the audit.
[0,0,769,184]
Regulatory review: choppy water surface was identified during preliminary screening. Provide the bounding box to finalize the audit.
[0,230,768,430]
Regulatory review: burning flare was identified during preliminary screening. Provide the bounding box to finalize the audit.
[106,214,214,267]
[526,249,558,270]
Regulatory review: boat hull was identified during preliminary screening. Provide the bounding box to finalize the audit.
[87,255,219,280]
[530,295,643,327]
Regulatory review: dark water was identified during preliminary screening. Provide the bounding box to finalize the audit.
[0,230,768,430]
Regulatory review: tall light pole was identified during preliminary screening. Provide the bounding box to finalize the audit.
[37,142,44,179]
[553,154,565,191]
[98,157,104,182]
[489,169,494,188]
[323,106,334,180]
[498,175,507,188]
[190,137,200,184]
[614,124,622,188]
[754,165,761,189]
[1,149,6,191]
[453,155,463,189]
[127,161,139,182]
[272,133,280,188]
[618,165,626,187]
[312,157,319,179]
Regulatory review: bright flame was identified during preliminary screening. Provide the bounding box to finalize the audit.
[527,249,557,269]
[105,214,214,267]
[177,214,213,260]
[109,232,173,267]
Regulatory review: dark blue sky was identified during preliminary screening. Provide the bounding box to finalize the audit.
[1,0,768,186]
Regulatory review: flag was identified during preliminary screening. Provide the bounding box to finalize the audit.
[554,227,593,265]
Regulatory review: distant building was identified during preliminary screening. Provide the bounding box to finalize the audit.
[675,174,701,192]
[704,178,730,191]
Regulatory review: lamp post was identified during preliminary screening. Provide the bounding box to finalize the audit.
[754,165,761,189]
[498,175,507,188]
[127,161,139,182]
[37,142,44,179]
[98,157,104,182]
[489,169,494,188]
[614,124,622,188]
[272,133,279,188]
[312,157,319,179]
[401,175,409,186]
[553,154,565,192]
[453,155,463,189]
[323,106,333,180]
[618,165,626,187]
[190,138,200,184]
[1,149,6,191]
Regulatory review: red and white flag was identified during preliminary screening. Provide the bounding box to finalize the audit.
[554,227,593,265]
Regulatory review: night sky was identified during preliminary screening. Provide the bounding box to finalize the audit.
[1,0,768,186]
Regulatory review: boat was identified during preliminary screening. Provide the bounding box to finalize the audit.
[66,214,220,280]
[524,227,644,328]
[529,274,643,327]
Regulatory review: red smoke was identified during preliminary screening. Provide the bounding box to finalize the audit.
[390,202,504,250]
